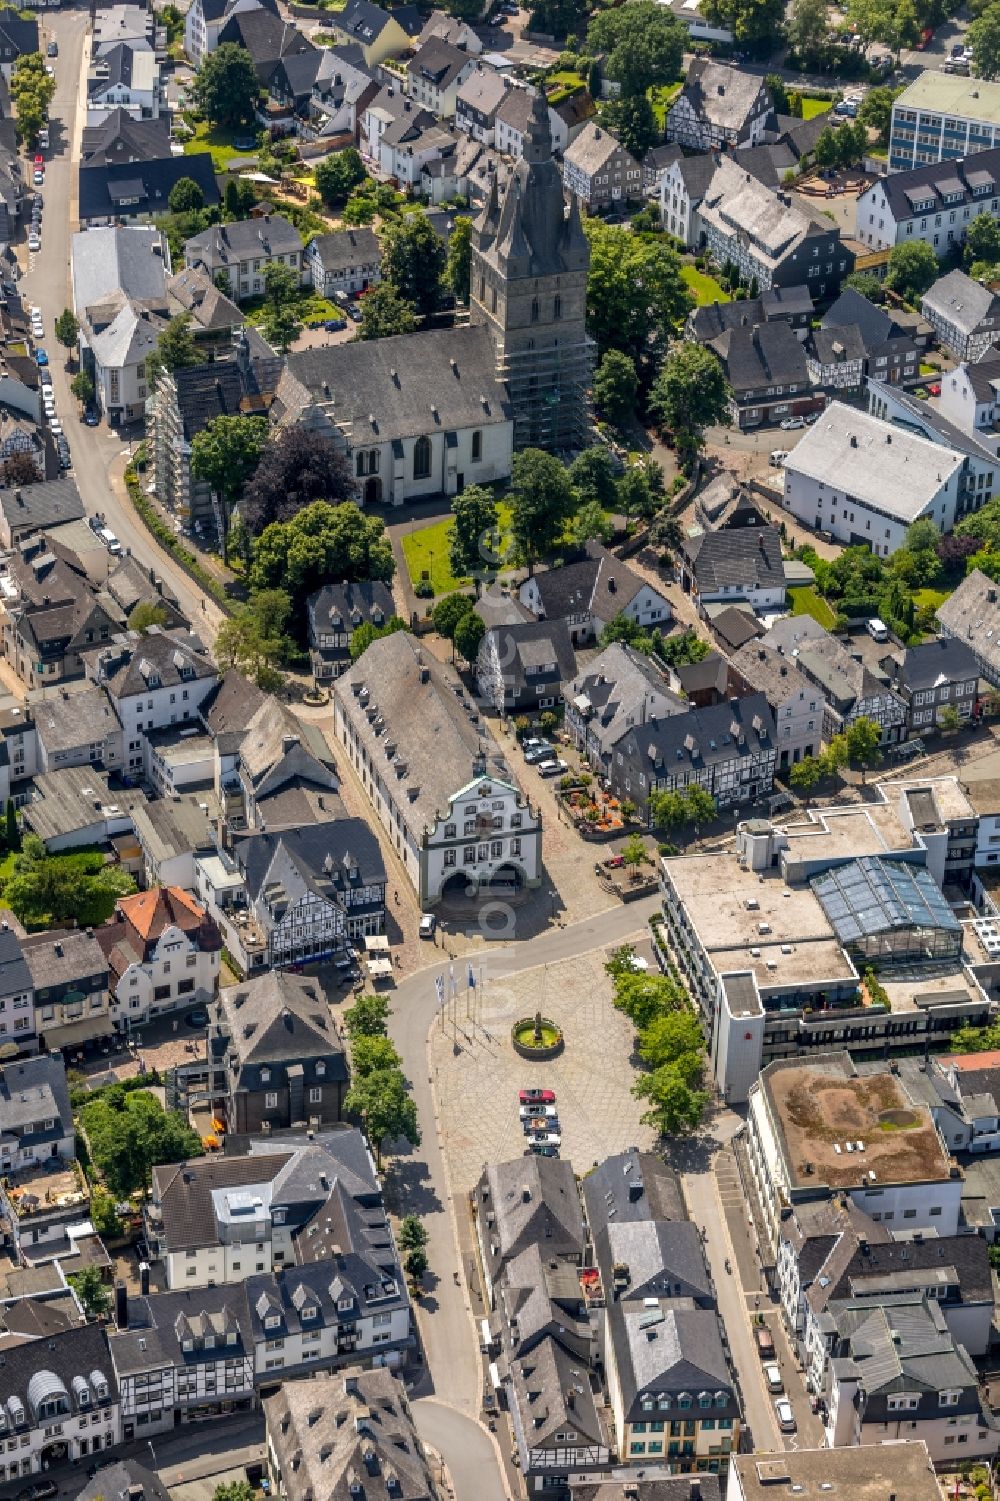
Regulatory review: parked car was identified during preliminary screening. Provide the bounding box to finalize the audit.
[538,758,569,777]
[47,39,57,56]
[763,1362,784,1394]
[48,419,62,436]
[928,381,941,396]
[524,745,555,765]
[27,232,40,252]
[84,406,99,426]
[419,913,437,940]
[324,317,347,331]
[32,170,43,186]
[775,1397,796,1432]
[519,1103,558,1119]
[57,440,70,469]
[522,736,551,755]
[525,1140,559,1157]
[524,1116,560,1134]
[755,1325,776,1358]
[38,368,51,386]
[519,1088,556,1104]
[951,40,965,55]
[347,303,362,322]
[18,1485,57,1501]
[779,416,805,430]
[35,347,47,365]
[866,616,888,642]
[529,1130,562,1148]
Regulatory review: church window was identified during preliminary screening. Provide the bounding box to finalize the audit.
[413,435,431,481]
[472,430,482,461]
[531,298,539,322]
[479,276,485,300]
[367,448,379,474]
[554,295,562,320]
[491,288,497,313]
[356,452,367,477]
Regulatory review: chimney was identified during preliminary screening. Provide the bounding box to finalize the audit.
[139,1261,150,1297]
[521,1184,531,1203]
[281,734,299,754]
[115,1280,128,1329]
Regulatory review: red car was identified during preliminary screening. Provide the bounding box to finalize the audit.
[33,153,43,166]
[519,1088,556,1105]
[928,381,941,396]
[917,26,933,47]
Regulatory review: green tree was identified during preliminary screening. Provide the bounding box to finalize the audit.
[509,448,578,573]
[528,0,590,35]
[620,833,647,877]
[432,592,475,657]
[572,499,614,545]
[858,84,903,145]
[250,501,394,620]
[398,1214,429,1252]
[448,484,501,591]
[192,42,260,125]
[54,309,79,354]
[610,969,688,1031]
[260,259,302,353]
[906,517,939,554]
[648,785,716,836]
[951,1020,1000,1053]
[168,176,205,214]
[349,615,407,662]
[357,282,417,341]
[191,413,269,559]
[314,147,367,207]
[211,1483,255,1501]
[147,313,199,384]
[5,840,135,927]
[344,992,391,1038]
[587,2,686,94]
[454,608,486,664]
[813,125,840,169]
[885,238,938,300]
[69,1265,109,1320]
[939,702,961,731]
[70,369,95,406]
[214,589,292,687]
[618,459,664,520]
[969,1,1000,77]
[241,426,356,539]
[845,271,885,301]
[845,715,883,782]
[597,94,660,158]
[79,1089,203,1197]
[632,1065,709,1136]
[224,176,257,221]
[381,211,446,319]
[405,1246,429,1280]
[638,1009,704,1070]
[765,73,791,113]
[966,209,1000,268]
[445,214,473,304]
[344,1067,420,1168]
[351,1034,403,1078]
[790,754,823,800]
[845,0,897,47]
[649,344,731,468]
[702,0,786,46]
[584,221,690,380]
[569,447,619,508]
[88,1184,122,1239]
[128,601,170,633]
[592,349,638,425]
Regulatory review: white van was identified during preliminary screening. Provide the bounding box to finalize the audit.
[98,527,122,556]
[866,617,889,642]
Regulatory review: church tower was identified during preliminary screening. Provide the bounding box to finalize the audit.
[469,90,593,452]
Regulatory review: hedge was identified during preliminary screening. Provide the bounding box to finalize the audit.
[124,462,233,614]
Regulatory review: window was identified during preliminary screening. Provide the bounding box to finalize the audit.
[531,297,539,322]
[309,1086,322,1103]
[471,429,482,462]
[413,435,431,481]
[265,1092,278,1108]
[554,295,561,320]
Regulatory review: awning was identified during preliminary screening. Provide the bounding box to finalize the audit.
[49,1017,116,1049]
[364,935,390,953]
[366,958,393,978]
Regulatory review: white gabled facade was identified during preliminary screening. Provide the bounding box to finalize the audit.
[108,921,220,1031]
[423,774,542,909]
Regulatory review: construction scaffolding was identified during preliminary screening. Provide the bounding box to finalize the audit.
[497,333,595,453]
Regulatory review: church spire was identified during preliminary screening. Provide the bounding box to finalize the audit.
[522,88,552,165]
[475,169,501,252]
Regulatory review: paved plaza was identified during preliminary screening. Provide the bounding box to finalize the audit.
[429,947,656,1194]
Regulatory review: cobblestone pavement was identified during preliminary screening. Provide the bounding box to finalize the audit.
[429,947,655,1195]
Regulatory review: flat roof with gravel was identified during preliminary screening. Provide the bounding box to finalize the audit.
[662,856,836,953]
[732,1441,939,1501]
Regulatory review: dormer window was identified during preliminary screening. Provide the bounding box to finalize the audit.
[316,1062,326,1078]
[302,1304,318,1321]
[265,1314,281,1331]
[182,1338,193,1352]
[260,1068,271,1083]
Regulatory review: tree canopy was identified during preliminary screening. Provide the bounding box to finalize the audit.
[168,176,206,214]
[249,502,395,619]
[314,147,367,207]
[357,283,417,341]
[215,589,293,685]
[584,222,690,382]
[969,1,1000,77]
[344,1068,420,1168]
[6,836,135,928]
[587,2,686,94]
[597,94,661,159]
[885,239,938,300]
[381,211,446,319]
[702,0,786,46]
[649,343,731,467]
[80,1087,203,1197]
[241,427,356,539]
[508,449,578,572]
[191,414,269,515]
[592,349,638,426]
[147,313,199,382]
[191,42,260,125]
[349,614,406,662]
[448,485,502,590]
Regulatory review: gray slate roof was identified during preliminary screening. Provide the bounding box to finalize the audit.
[683,524,785,593]
[923,268,1000,335]
[306,226,380,273]
[0,1051,71,1136]
[215,969,348,1068]
[0,477,84,538]
[581,1147,686,1240]
[71,225,169,317]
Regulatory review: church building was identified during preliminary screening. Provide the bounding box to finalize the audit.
[268,89,592,504]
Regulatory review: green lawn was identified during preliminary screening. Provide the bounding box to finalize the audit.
[801,96,832,120]
[546,69,586,104]
[914,587,951,611]
[243,288,342,329]
[682,265,731,307]
[403,504,513,597]
[183,120,257,172]
[649,81,683,130]
[789,585,836,628]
